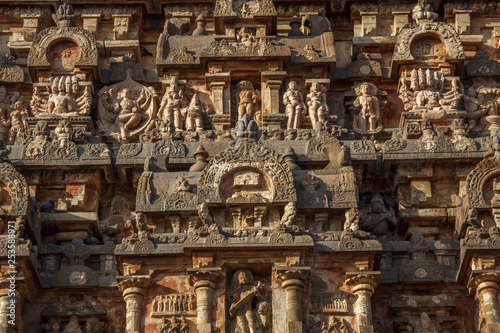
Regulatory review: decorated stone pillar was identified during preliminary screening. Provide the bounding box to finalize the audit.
[276,267,311,333]
[188,267,222,333]
[262,71,286,129]
[346,272,380,333]
[470,273,500,333]
[206,73,231,130]
[118,276,151,333]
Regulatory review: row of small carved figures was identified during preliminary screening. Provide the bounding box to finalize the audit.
[152,294,196,313]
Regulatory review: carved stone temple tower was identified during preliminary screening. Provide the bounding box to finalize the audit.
[0,0,500,332]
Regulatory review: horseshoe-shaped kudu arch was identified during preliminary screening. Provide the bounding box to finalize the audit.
[1,0,500,332]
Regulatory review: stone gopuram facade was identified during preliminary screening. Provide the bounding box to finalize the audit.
[1,0,500,332]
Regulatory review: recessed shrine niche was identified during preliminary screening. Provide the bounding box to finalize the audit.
[220,168,273,228]
[48,40,82,73]
[410,34,446,63]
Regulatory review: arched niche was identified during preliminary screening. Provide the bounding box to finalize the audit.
[393,22,464,62]
[27,27,98,81]
[0,162,29,216]
[465,154,500,209]
[198,141,296,204]
[410,34,446,62]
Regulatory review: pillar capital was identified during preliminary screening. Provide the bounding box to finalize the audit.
[276,266,311,288]
[117,275,151,295]
[188,267,222,287]
[468,271,500,294]
[345,271,380,290]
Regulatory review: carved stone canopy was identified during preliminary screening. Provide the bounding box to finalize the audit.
[27,26,99,81]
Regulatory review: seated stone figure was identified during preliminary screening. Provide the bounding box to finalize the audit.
[359,194,396,237]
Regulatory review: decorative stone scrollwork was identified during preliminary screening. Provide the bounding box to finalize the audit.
[465,131,500,208]
[214,0,276,18]
[198,114,295,204]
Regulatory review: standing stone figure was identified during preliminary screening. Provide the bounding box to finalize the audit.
[229,269,269,333]
[306,82,328,130]
[236,80,260,120]
[158,77,187,131]
[185,94,204,131]
[8,97,30,145]
[283,81,306,129]
[353,82,381,138]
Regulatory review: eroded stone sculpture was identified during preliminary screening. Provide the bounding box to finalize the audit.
[236,80,260,120]
[229,269,270,333]
[31,76,92,117]
[307,82,328,130]
[283,81,306,130]
[158,77,187,131]
[97,75,157,142]
[360,194,396,236]
[352,82,382,139]
[413,312,438,333]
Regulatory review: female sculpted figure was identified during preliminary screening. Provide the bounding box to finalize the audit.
[113,88,144,140]
[306,82,328,130]
[229,269,267,333]
[283,81,306,129]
